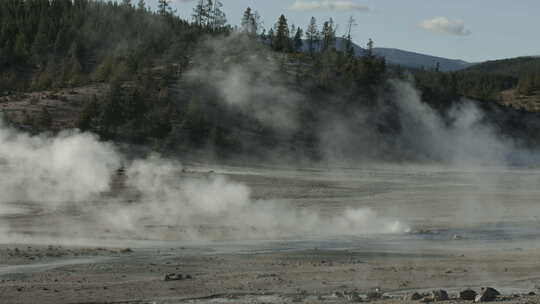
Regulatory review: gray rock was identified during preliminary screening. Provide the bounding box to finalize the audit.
[460,289,478,300]
[475,287,500,302]
[346,291,363,302]
[366,290,382,300]
[164,273,183,281]
[431,289,449,301]
[403,292,425,301]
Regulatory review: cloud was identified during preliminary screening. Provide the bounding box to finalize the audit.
[289,0,370,12]
[420,17,471,36]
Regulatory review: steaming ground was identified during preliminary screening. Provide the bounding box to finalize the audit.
[3,158,540,303]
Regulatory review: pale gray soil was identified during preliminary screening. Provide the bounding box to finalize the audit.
[2,165,540,303]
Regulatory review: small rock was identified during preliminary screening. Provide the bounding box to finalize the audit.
[334,291,345,298]
[404,292,425,301]
[366,290,382,300]
[529,292,536,296]
[475,287,500,302]
[460,289,478,300]
[431,290,449,301]
[346,291,363,302]
[164,273,183,281]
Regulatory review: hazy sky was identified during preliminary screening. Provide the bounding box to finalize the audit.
[141,0,539,63]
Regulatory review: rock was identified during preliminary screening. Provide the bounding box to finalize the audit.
[460,289,478,300]
[529,292,536,296]
[475,287,500,302]
[453,234,464,240]
[346,291,363,302]
[334,291,345,298]
[164,273,183,281]
[403,292,425,301]
[431,290,449,301]
[366,290,382,300]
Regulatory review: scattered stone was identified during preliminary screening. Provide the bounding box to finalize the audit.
[430,289,449,301]
[164,273,183,281]
[346,291,362,302]
[460,289,478,300]
[475,287,500,302]
[366,290,382,300]
[120,248,133,253]
[529,292,537,296]
[403,292,425,301]
[334,291,345,298]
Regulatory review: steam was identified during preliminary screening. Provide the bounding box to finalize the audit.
[0,124,120,207]
[391,80,516,165]
[0,120,406,243]
[185,34,302,132]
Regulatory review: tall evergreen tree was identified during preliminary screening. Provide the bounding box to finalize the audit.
[344,16,357,57]
[321,18,336,53]
[273,15,290,52]
[137,0,146,10]
[294,27,304,53]
[241,7,260,35]
[157,0,170,16]
[306,17,318,55]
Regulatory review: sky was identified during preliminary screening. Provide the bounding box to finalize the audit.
[141,0,539,63]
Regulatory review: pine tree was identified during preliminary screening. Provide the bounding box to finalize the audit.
[306,17,318,55]
[137,0,146,10]
[241,7,260,35]
[322,18,336,52]
[344,16,357,57]
[366,38,374,57]
[273,15,290,52]
[209,0,226,29]
[158,0,170,16]
[294,27,304,53]
[241,7,253,32]
[192,0,207,25]
[267,28,275,48]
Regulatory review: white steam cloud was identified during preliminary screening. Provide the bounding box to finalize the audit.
[0,120,406,243]
[186,34,303,133]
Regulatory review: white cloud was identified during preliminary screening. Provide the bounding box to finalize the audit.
[289,0,370,12]
[420,17,471,36]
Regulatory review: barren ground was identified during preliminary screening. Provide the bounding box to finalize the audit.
[2,165,540,303]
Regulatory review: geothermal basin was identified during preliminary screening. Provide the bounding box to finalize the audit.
[1,164,540,303]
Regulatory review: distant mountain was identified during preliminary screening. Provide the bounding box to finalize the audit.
[308,38,474,72]
[460,56,540,77]
[372,48,473,72]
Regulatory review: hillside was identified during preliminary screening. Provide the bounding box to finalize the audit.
[462,56,540,77]
[455,57,540,111]
[330,38,473,71]
[3,0,540,163]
